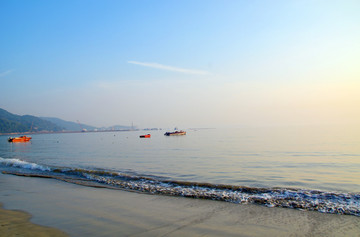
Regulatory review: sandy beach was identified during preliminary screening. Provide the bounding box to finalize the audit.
[0,203,68,237]
[1,172,359,237]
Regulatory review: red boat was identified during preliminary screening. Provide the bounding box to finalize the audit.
[8,136,32,143]
[139,134,151,138]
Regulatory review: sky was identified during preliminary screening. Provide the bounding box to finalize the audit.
[1,0,359,129]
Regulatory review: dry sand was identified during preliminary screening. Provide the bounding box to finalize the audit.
[1,172,359,236]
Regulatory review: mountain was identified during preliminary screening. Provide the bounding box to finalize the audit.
[41,117,96,131]
[0,108,132,134]
[0,108,63,133]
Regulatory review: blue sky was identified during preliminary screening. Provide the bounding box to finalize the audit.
[1,0,359,128]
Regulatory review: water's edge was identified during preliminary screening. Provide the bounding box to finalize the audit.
[1,158,359,217]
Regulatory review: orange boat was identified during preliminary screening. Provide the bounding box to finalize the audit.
[139,134,151,138]
[8,136,32,143]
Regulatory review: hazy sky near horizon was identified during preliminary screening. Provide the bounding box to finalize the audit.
[1,0,359,128]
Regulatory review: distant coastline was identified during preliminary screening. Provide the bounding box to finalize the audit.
[0,129,139,136]
[0,108,134,135]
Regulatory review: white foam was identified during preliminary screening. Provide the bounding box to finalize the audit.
[1,159,359,216]
[0,157,50,171]
[81,173,360,216]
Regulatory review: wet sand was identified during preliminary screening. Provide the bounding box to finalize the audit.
[0,203,68,237]
[0,172,359,236]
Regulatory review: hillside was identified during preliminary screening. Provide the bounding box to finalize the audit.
[0,108,63,133]
[0,108,134,134]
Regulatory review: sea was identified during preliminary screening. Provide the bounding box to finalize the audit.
[1,126,359,217]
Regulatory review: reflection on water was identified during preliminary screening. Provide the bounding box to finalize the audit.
[0,126,359,193]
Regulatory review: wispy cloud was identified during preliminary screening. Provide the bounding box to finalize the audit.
[128,61,210,75]
[0,70,13,78]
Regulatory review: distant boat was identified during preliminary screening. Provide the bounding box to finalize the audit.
[164,130,186,136]
[140,134,151,138]
[8,135,32,143]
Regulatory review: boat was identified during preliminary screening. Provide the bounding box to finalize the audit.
[164,130,186,136]
[139,134,151,138]
[8,135,32,143]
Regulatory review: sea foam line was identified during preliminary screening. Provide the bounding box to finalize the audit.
[81,173,360,216]
[1,158,360,216]
[0,157,51,171]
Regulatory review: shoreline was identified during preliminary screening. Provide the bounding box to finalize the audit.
[1,172,360,236]
[0,203,68,237]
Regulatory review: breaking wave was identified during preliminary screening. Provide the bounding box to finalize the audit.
[1,157,359,216]
[0,158,51,171]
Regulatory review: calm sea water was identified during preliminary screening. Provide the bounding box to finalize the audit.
[1,126,360,216]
